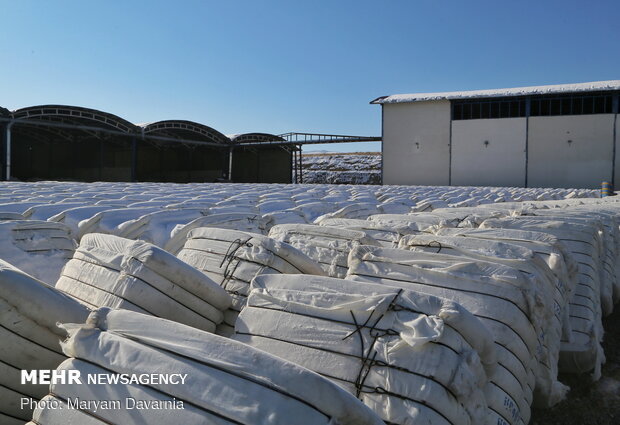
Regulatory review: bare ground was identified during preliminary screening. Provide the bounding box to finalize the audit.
[530,309,620,424]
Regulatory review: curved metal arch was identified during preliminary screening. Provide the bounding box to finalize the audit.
[11,105,137,133]
[230,133,285,144]
[142,120,230,145]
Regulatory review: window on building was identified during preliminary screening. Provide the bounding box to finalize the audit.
[452,97,527,120]
[453,91,617,120]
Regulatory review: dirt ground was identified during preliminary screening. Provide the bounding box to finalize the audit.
[530,309,620,424]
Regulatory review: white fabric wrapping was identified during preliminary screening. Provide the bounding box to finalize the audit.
[347,246,543,425]
[40,308,385,425]
[317,217,405,248]
[479,217,606,379]
[177,227,324,331]
[0,220,76,285]
[164,213,272,254]
[234,274,496,425]
[268,224,381,278]
[56,234,231,332]
[398,233,568,408]
[0,259,90,421]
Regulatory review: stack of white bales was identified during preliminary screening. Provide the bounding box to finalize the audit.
[0,259,90,424]
[527,207,620,308]
[347,246,552,425]
[176,227,324,335]
[479,216,607,378]
[165,212,272,255]
[268,223,381,278]
[29,308,384,425]
[56,233,231,333]
[234,274,497,425]
[433,227,578,338]
[398,233,570,407]
[0,220,76,285]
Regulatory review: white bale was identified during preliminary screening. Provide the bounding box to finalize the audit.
[480,217,606,379]
[56,234,231,333]
[177,227,324,332]
[115,208,207,247]
[269,223,381,278]
[0,220,76,285]
[0,259,90,421]
[164,213,272,255]
[347,246,542,425]
[398,233,568,407]
[37,308,385,425]
[235,274,496,425]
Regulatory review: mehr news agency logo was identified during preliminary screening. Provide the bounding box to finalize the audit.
[20,369,187,411]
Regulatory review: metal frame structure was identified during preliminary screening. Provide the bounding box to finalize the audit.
[1,106,382,184]
[234,132,381,184]
[142,120,229,145]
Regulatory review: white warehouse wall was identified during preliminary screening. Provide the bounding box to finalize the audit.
[382,101,450,185]
[527,115,615,189]
[451,118,526,187]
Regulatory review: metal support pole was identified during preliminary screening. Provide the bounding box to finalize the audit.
[228,146,234,182]
[298,144,303,184]
[293,148,298,183]
[131,136,138,182]
[5,121,14,181]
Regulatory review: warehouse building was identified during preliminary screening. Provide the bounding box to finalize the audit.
[372,80,620,189]
[0,105,292,184]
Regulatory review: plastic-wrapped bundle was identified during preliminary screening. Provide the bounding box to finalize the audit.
[234,274,496,425]
[268,224,381,278]
[47,205,117,239]
[77,207,162,240]
[529,207,620,307]
[115,208,207,247]
[164,213,272,255]
[29,308,384,425]
[514,213,613,315]
[262,209,309,232]
[0,259,90,423]
[479,217,606,378]
[56,233,231,333]
[367,213,461,233]
[316,217,405,248]
[0,220,76,285]
[398,233,569,407]
[177,227,324,335]
[313,203,380,222]
[348,246,546,425]
[434,227,578,336]
[22,203,87,221]
[427,207,510,228]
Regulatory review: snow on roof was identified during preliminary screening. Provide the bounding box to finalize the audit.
[371,80,620,104]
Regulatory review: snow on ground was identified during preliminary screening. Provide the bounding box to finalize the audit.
[300,152,381,184]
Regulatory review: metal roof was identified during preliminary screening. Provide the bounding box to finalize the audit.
[229,133,285,144]
[141,120,230,144]
[371,80,620,104]
[11,105,137,132]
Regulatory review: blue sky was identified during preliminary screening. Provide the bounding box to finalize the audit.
[1,0,618,152]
